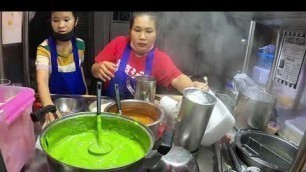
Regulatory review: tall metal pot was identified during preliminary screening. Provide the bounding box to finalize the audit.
[234,87,277,130]
[30,106,172,172]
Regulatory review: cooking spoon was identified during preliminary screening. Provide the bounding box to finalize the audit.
[88,81,112,155]
[114,83,122,115]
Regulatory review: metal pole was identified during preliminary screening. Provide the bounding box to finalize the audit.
[266,28,283,92]
[22,11,30,87]
[242,21,256,73]
[289,128,306,172]
[0,12,5,79]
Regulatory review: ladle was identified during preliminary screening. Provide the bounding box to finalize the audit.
[114,83,122,115]
[88,81,112,155]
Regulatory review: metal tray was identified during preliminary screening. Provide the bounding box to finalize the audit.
[235,130,298,172]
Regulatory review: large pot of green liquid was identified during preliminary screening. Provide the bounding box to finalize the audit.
[34,109,161,171]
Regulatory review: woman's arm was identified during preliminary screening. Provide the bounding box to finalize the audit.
[36,69,53,106]
[91,36,127,81]
[80,67,88,94]
[91,61,116,82]
[171,74,194,94]
[36,69,59,128]
[171,74,209,94]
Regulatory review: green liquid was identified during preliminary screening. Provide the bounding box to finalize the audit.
[46,120,146,169]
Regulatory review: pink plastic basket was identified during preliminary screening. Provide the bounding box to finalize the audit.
[0,86,35,172]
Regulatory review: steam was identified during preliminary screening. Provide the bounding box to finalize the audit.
[158,12,249,78]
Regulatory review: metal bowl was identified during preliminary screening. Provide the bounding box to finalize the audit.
[148,146,199,172]
[54,97,85,115]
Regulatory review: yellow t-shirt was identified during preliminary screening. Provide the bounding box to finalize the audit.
[35,38,85,73]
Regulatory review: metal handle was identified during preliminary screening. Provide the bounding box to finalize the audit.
[0,12,5,78]
[114,83,122,114]
[97,81,102,115]
[214,142,223,172]
[23,12,30,86]
[126,77,134,96]
[224,140,243,172]
[30,105,57,122]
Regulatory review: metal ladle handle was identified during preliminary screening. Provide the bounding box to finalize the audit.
[114,83,122,115]
[97,82,102,115]
[224,139,243,172]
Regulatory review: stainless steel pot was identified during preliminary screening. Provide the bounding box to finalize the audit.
[30,106,172,172]
[175,88,217,152]
[235,130,298,172]
[148,145,199,172]
[104,99,166,141]
[234,88,277,130]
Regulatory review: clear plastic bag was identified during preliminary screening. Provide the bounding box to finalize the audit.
[233,73,259,93]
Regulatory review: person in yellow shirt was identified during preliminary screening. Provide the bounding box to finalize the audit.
[35,11,87,127]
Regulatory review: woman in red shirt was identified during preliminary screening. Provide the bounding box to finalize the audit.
[91,12,208,99]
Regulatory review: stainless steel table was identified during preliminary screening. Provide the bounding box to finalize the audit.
[24,94,235,172]
[24,144,225,172]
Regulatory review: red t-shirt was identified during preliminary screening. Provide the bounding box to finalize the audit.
[95,36,182,88]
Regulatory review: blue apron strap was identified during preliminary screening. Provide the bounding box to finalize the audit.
[71,37,80,70]
[120,44,155,75]
[118,44,131,71]
[144,48,155,75]
[48,37,59,74]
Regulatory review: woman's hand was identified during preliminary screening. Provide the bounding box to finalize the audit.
[193,81,209,91]
[42,111,62,129]
[94,62,117,82]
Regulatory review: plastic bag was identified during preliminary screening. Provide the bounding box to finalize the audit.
[233,73,259,93]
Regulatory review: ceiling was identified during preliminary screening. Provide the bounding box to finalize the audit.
[227,12,306,29]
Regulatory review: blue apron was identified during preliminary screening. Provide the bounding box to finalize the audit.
[103,44,155,99]
[48,36,86,94]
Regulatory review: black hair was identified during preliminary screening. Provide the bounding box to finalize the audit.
[129,12,159,30]
[49,11,79,21]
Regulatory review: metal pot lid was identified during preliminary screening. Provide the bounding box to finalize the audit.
[235,130,298,172]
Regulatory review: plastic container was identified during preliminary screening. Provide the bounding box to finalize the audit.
[280,115,306,145]
[200,90,235,146]
[252,65,271,85]
[257,52,274,69]
[0,86,35,172]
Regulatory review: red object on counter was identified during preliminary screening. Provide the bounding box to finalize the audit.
[33,101,43,112]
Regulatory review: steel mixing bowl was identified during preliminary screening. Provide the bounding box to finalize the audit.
[54,97,85,115]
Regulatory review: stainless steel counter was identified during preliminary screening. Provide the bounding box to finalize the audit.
[24,141,231,172]
[24,144,224,172]
[24,94,235,172]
